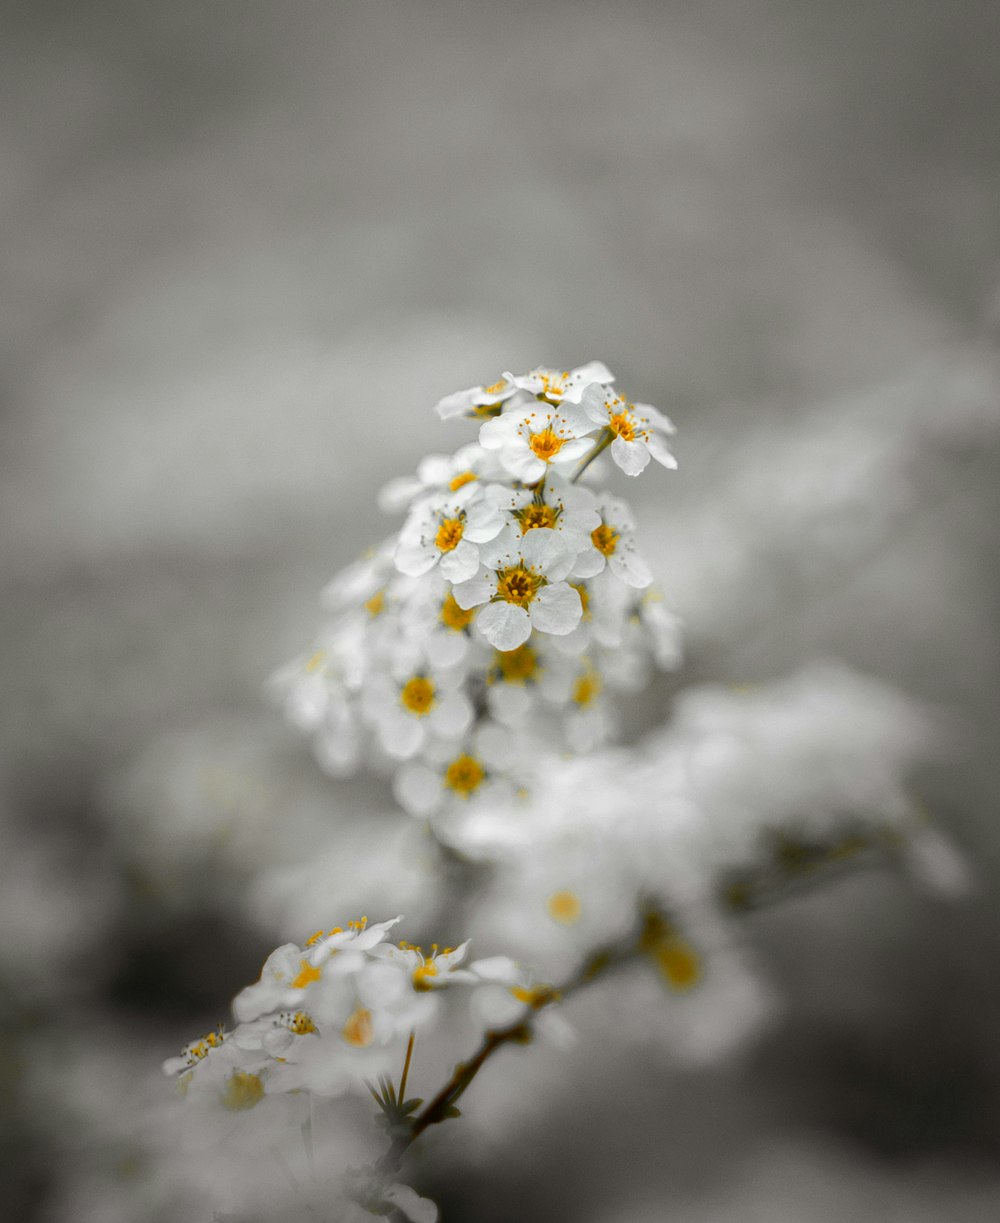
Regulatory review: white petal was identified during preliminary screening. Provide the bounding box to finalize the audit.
[499,445,546,483]
[452,575,495,610]
[519,526,575,578]
[610,548,653,589]
[379,709,425,760]
[463,502,506,542]
[645,431,678,470]
[610,436,650,476]
[384,1184,439,1223]
[478,414,516,450]
[636,401,675,434]
[393,765,442,816]
[477,601,532,650]
[430,690,473,737]
[529,583,583,635]
[551,436,593,465]
[571,359,614,386]
[394,538,439,577]
[487,682,533,725]
[571,547,606,579]
[439,538,480,582]
[378,476,424,513]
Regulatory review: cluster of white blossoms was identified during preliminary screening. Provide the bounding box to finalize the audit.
[272,362,681,821]
[162,915,528,1107]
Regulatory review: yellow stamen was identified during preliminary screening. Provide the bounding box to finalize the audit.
[512,983,562,1008]
[364,590,385,617]
[444,754,485,798]
[528,425,565,462]
[305,930,325,947]
[570,582,590,617]
[518,503,557,533]
[483,378,507,396]
[495,643,539,684]
[495,565,543,607]
[572,670,602,708]
[435,517,464,552]
[305,650,325,674]
[591,523,618,556]
[400,675,436,716]
[441,592,475,631]
[608,410,635,441]
[223,1071,264,1111]
[291,959,322,990]
[547,890,582,925]
[342,1007,374,1048]
[413,962,439,991]
[288,1011,317,1035]
[449,470,477,492]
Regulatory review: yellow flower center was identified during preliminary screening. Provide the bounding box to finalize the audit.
[287,1011,317,1035]
[400,675,436,716]
[223,1071,264,1112]
[449,470,477,492]
[518,503,558,533]
[511,983,561,1008]
[547,890,582,925]
[342,1007,374,1048]
[570,582,589,617]
[608,410,636,441]
[495,565,544,606]
[538,372,569,402]
[572,670,601,707]
[413,961,439,991]
[435,517,465,553]
[484,378,508,396]
[591,523,618,556]
[528,425,565,462]
[444,754,485,797]
[494,643,539,684]
[291,959,322,990]
[305,650,325,674]
[186,1030,224,1064]
[364,589,385,617]
[441,592,475,631]
[654,940,701,991]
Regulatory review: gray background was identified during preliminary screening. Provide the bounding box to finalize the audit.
[2,1,1000,1220]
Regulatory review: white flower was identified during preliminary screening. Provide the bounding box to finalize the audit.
[394,483,506,583]
[580,385,677,476]
[234,917,402,1023]
[572,493,653,587]
[370,938,476,990]
[452,526,582,650]
[435,374,527,421]
[393,721,519,818]
[362,660,473,760]
[479,403,597,483]
[490,471,601,549]
[377,444,508,514]
[508,361,614,406]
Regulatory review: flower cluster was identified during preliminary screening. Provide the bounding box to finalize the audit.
[162,916,517,1108]
[272,362,680,822]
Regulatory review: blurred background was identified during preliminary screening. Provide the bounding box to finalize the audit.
[2,1,1000,1219]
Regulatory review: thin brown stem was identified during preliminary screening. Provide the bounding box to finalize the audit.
[376,943,632,1173]
[398,1031,416,1103]
[570,429,613,483]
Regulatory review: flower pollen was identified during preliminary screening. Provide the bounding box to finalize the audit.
[494,643,539,684]
[495,565,544,607]
[547,890,582,925]
[449,470,477,492]
[441,591,475,631]
[435,517,465,553]
[400,675,436,716]
[223,1071,265,1111]
[444,753,486,798]
[291,959,322,990]
[518,503,558,533]
[342,1007,374,1048]
[591,523,619,556]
